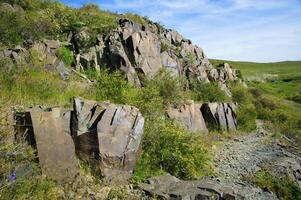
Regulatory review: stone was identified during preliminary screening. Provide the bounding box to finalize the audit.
[167,102,208,133]
[30,108,79,183]
[160,51,181,76]
[44,39,60,49]
[72,97,144,182]
[97,104,144,182]
[139,174,276,200]
[201,103,237,131]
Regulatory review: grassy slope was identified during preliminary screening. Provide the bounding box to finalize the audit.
[210,59,301,78]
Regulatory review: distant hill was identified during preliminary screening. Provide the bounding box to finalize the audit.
[210,59,301,79]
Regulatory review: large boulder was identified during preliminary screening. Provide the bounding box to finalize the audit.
[201,103,237,131]
[97,104,144,182]
[72,97,144,182]
[14,97,145,183]
[139,174,276,200]
[167,102,208,133]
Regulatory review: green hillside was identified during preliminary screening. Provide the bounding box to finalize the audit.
[210,59,301,79]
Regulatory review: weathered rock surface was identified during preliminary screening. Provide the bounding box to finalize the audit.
[14,97,144,183]
[15,107,79,183]
[201,103,237,131]
[31,108,79,183]
[0,39,71,80]
[73,97,144,182]
[139,174,276,200]
[167,102,208,133]
[70,19,240,96]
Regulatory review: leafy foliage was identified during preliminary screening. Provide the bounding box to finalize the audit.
[132,120,212,182]
[230,82,257,131]
[0,49,93,106]
[248,170,301,200]
[56,47,74,67]
[190,80,227,102]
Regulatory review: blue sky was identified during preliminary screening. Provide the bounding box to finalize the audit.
[60,0,301,62]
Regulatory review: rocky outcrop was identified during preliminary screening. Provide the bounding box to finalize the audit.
[0,39,71,80]
[71,19,240,95]
[73,97,144,182]
[167,102,208,133]
[139,174,276,200]
[201,103,237,131]
[14,97,144,183]
[167,101,238,133]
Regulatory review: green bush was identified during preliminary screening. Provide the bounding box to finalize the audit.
[231,82,251,104]
[248,170,301,200]
[56,47,73,67]
[289,94,301,104]
[94,70,139,105]
[0,50,94,106]
[132,120,212,182]
[236,104,257,132]
[190,80,227,102]
[0,6,24,45]
[150,69,187,105]
[122,13,148,25]
[0,176,60,200]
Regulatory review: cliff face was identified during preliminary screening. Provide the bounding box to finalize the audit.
[73,19,240,95]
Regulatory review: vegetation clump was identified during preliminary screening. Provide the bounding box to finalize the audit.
[247,170,301,200]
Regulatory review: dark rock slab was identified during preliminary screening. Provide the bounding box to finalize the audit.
[201,103,237,131]
[30,108,79,183]
[73,97,144,182]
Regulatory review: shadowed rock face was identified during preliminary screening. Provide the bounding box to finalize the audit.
[167,101,237,133]
[201,103,237,131]
[14,97,144,183]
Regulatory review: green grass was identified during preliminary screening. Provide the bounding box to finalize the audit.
[247,170,301,200]
[210,59,301,79]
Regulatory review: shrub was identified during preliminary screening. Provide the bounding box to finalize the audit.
[249,87,263,97]
[0,176,60,200]
[231,82,251,104]
[132,119,212,182]
[289,94,301,104]
[248,170,301,200]
[0,6,24,45]
[122,13,148,25]
[161,42,169,52]
[56,47,73,67]
[236,104,257,132]
[94,69,139,105]
[190,80,227,102]
[152,69,188,105]
[259,97,277,110]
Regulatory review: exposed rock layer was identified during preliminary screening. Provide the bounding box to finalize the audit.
[14,98,144,183]
[168,101,237,132]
